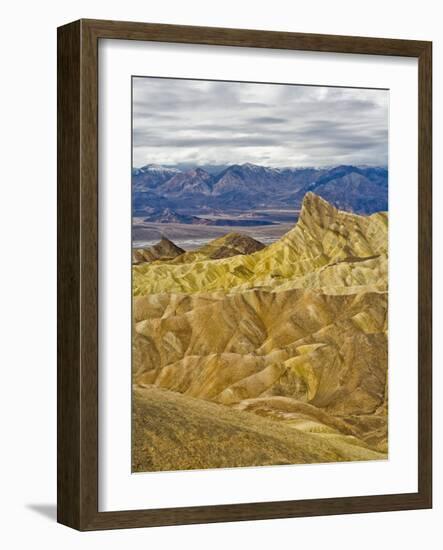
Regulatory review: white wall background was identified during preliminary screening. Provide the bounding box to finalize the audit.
[0,0,441,547]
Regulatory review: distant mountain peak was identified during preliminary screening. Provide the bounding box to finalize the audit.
[139,163,180,173]
[143,208,211,225]
[158,167,214,196]
[191,167,210,174]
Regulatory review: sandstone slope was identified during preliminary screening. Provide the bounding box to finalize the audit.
[133,386,385,472]
[132,193,389,468]
[133,193,387,295]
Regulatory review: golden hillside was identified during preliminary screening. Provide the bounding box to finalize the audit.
[133,386,385,473]
[132,193,389,470]
[133,193,387,295]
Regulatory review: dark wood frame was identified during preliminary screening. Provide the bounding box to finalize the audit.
[57,18,432,531]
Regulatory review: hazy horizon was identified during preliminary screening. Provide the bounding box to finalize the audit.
[133,160,389,172]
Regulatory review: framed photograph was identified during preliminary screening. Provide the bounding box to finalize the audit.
[57,19,432,530]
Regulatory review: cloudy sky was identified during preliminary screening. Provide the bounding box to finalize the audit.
[132,77,388,169]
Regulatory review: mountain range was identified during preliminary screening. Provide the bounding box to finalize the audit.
[142,207,276,226]
[132,162,388,217]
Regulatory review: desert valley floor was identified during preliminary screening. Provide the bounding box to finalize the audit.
[131,193,388,472]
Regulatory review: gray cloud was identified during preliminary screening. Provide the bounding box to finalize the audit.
[132,77,388,168]
[248,116,287,125]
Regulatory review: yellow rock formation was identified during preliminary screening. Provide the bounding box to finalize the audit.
[132,193,389,471]
[133,193,387,295]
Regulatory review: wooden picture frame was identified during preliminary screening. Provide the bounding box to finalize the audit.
[57,19,432,530]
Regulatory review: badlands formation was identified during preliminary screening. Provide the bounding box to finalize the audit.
[132,193,388,472]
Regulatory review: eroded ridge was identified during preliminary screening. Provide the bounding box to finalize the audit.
[132,194,388,472]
